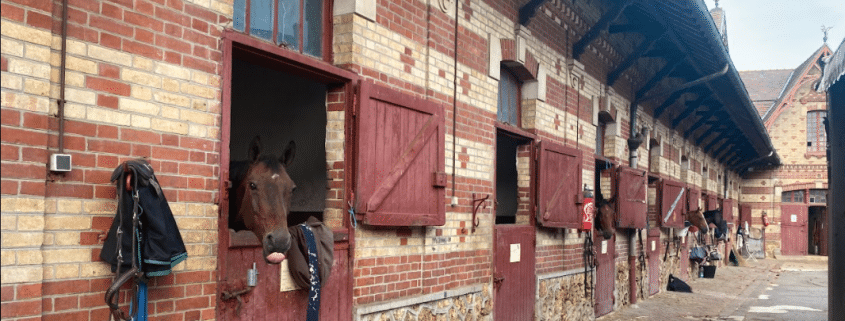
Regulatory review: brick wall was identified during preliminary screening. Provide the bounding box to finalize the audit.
[2,0,226,319]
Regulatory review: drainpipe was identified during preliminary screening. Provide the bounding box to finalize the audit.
[627,103,644,304]
[57,0,69,153]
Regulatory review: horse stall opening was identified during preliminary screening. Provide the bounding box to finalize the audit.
[218,37,354,320]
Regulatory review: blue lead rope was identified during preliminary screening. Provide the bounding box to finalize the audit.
[300,224,321,321]
[131,280,147,321]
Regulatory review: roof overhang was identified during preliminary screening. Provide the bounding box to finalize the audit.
[521,0,780,172]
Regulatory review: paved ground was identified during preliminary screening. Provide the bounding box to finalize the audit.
[596,255,828,321]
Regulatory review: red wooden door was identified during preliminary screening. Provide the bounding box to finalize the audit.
[739,204,751,229]
[616,167,647,228]
[706,193,718,211]
[780,204,808,255]
[647,229,660,296]
[536,141,582,228]
[494,225,535,321]
[594,233,615,317]
[660,179,685,228]
[219,232,350,320]
[355,80,446,226]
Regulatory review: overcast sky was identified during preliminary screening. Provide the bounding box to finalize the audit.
[702,0,845,71]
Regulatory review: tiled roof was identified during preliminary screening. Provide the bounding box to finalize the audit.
[738,69,793,116]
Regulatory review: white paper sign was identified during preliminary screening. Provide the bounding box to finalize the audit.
[651,240,656,252]
[791,214,798,223]
[601,240,608,254]
[279,260,302,292]
[510,243,521,263]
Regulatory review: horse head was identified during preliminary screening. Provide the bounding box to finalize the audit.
[595,195,616,240]
[685,208,709,233]
[233,137,297,264]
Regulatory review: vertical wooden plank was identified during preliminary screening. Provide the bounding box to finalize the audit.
[594,234,615,317]
[494,225,535,321]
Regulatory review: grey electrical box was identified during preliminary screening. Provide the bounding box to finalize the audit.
[50,154,72,172]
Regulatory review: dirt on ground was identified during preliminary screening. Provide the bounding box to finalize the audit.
[596,255,827,320]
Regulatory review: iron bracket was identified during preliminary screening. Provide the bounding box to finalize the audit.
[471,193,489,233]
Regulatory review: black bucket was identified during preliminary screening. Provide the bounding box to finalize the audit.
[702,265,717,278]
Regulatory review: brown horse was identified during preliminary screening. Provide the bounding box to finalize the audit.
[685,208,710,233]
[595,195,616,239]
[230,137,296,264]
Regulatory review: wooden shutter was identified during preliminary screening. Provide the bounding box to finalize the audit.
[355,81,445,226]
[615,166,647,229]
[706,193,718,211]
[687,185,701,213]
[536,141,582,228]
[660,178,685,228]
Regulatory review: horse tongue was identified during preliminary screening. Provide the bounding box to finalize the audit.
[267,252,286,264]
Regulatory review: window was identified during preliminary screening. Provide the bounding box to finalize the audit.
[233,0,327,58]
[497,66,521,126]
[782,190,805,203]
[807,111,827,153]
[809,189,827,204]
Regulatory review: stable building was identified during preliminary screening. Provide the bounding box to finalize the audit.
[1,0,777,320]
[739,42,833,257]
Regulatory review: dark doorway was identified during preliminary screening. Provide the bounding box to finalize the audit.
[495,130,531,224]
[808,206,826,255]
[230,58,327,226]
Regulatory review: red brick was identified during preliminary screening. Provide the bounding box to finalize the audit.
[50,135,86,152]
[0,286,12,302]
[88,139,131,155]
[86,76,131,96]
[98,63,120,79]
[123,39,163,60]
[1,162,45,180]
[0,299,41,318]
[101,2,123,19]
[183,56,215,74]
[166,0,184,11]
[90,15,133,37]
[125,10,163,32]
[191,17,208,33]
[155,6,189,26]
[131,144,151,157]
[184,3,216,23]
[98,125,119,139]
[63,119,95,136]
[67,23,100,43]
[164,50,182,64]
[185,310,201,321]
[1,3,26,22]
[136,0,155,15]
[19,180,44,196]
[53,296,78,311]
[25,10,52,30]
[15,284,41,300]
[23,113,53,130]
[1,181,19,194]
[1,144,20,160]
[178,163,212,176]
[120,128,160,144]
[1,127,47,146]
[106,0,134,9]
[155,34,191,54]
[46,182,94,198]
[162,134,179,146]
[175,296,208,310]
[135,27,154,43]
[1,109,21,126]
[91,307,111,321]
[164,22,182,38]
[5,0,51,12]
[97,94,119,109]
[78,293,103,309]
[156,300,175,314]
[20,147,48,162]
[42,311,86,321]
[174,271,210,284]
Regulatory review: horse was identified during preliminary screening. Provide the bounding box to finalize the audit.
[684,208,710,234]
[703,208,727,240]
[229,137,296,264]
[594,192,616,240]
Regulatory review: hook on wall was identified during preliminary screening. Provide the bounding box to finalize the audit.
[471,193,489,233]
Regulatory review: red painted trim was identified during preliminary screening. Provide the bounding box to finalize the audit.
[216,36,233,321]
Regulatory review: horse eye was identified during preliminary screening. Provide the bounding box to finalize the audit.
[249,182,257,190]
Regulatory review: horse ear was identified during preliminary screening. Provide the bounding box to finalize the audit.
[281,141,296,168]
[249,136,262,162]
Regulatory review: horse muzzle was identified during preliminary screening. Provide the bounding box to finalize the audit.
[263,229,292,264]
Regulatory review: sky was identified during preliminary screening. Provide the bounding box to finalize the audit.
[702,0,845,71]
